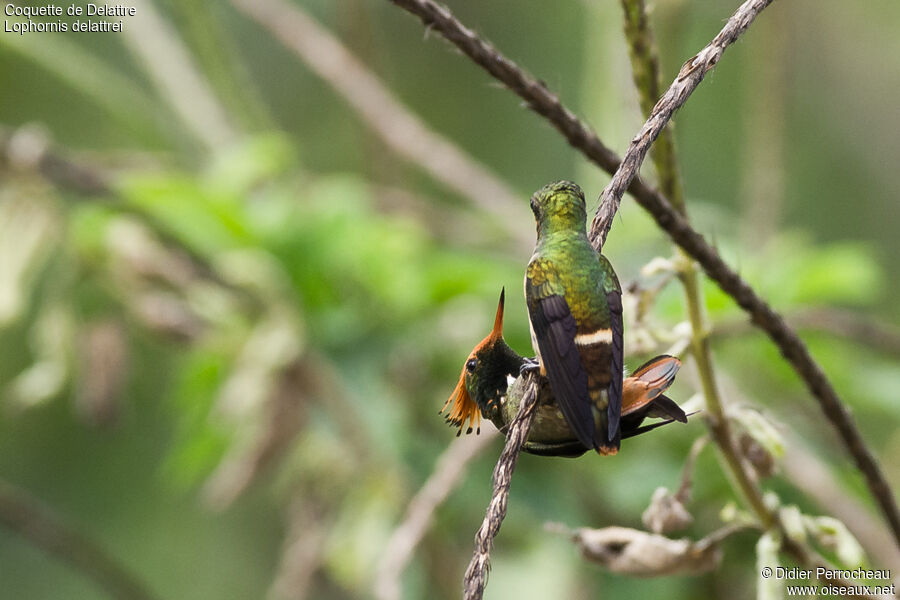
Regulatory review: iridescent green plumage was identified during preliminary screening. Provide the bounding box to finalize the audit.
[525,181,623,455]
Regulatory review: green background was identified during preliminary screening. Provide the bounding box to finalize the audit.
[1,1,898,598]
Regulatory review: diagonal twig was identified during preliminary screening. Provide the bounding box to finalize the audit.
[121,0,238,150]
[230,0,528,242]
[0,478,162,600]
[463,375,538,600]
[387,0,900,550]
[375,430,497,600]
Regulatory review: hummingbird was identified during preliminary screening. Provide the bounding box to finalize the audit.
[524,181,624,455]
[442,290,687,456]
[441,288,522,435]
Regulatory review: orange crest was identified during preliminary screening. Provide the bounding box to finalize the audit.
[441,369,481,435]
[441,289,507,435]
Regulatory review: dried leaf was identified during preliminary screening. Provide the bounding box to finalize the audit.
[569,526,723,577]
[642,487,693,534]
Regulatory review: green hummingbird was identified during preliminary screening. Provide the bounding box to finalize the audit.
[443,290,687,457]
[524,181,624,455]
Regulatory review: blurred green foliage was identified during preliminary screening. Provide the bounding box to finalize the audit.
[1,1,899,599]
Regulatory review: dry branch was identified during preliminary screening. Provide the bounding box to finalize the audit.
[375,430,496,600]
[387,0,900,549]
[122,0,237,150]
[563,522,751,577]
[463,375,539,600]
[617,0,776,563]
[0,478,161,600]
[784,439,900,574]
[230,0,528,242]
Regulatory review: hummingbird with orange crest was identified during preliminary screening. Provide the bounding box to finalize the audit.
[442,289,687,457]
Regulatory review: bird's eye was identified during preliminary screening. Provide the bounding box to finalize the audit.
[466,358,477,373]
[530,197,539,215]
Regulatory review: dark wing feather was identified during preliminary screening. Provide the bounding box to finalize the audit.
[530,294,595,450]
[623,408,697,439]
[621,418,678,439]
[644,395,688,423]
[606,290,624,443]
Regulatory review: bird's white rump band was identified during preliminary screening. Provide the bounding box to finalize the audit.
[574,328,612,345]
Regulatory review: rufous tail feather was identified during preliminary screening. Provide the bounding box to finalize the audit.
[622,355,681,415]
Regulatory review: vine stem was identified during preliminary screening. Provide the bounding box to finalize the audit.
[618,0,776,532]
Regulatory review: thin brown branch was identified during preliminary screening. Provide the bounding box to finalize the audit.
[122,0,238,150]
[268,498,331,600]
[783,438,900,574]
[0,478,162,600]
[387,0,900,549]
[201,359,308,510]
[714,308,900,359]
[375,430,497,600]
[463,375,539,600]
[676,435,708,504]
[230,0,529,243]
[592,0,777,246]
[618,0,779,570]
[619,0,900,565]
